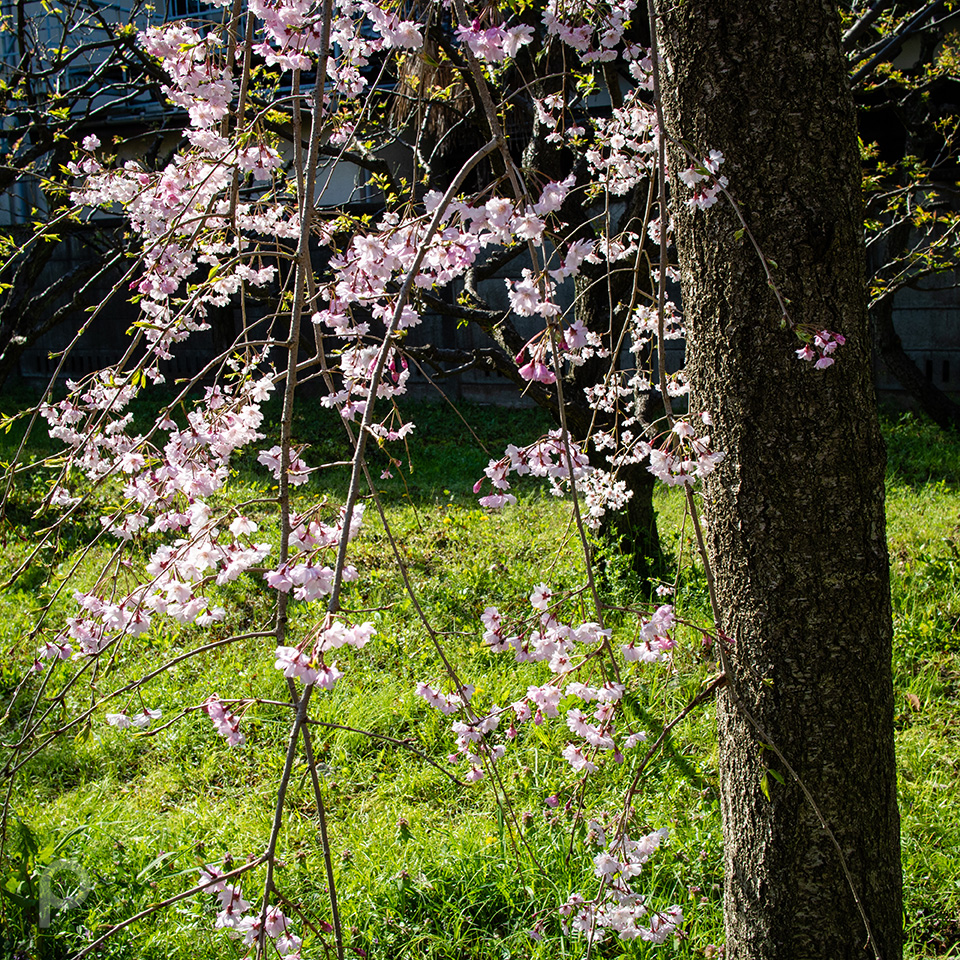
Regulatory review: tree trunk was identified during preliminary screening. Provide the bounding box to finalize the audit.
[653,2,903,958]
[569,266,664,585]
[867,216,960,432]
[873,289,960,432]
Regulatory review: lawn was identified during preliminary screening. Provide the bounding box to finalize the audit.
[0,391,957,959]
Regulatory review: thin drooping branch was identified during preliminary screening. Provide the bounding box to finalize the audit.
[72,857,267,960]
[257,686,314,958]
[326,135,499,614]
[287,677,345,960]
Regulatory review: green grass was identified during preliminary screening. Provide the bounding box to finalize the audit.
[0,400,958,959]
[884,414,960,958]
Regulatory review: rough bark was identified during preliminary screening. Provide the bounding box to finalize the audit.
[653,2,903,958]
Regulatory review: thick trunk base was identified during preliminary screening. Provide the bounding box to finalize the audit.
[655,2,903,957]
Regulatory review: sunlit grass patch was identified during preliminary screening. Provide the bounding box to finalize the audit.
[0,405,958,958]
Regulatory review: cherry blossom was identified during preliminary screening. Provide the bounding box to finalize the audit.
[25,0,853,950]
[203,695,245,746]
[796,328,847,368]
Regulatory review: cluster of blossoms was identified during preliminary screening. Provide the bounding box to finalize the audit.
[587,84,728,214]
[587,414,725,492]
[274,618,374,691]
[251,0,423,87]
[40,372,140,476]
[257,446,311,486]
[262,503,364,602]
[577,296,687,422]
[39,375,289,648]
[621,604,678,664]
[199,865,302,956]
[679,151,728,211]
[104,707,163,730]
[69,30,288,359]
[417,586,684,943]
[419,584,681,783]
[66,0,428,368]
[641,417,726,488]
[592,349,690,408]
[473,430,591,509]
[630,300,685,347]
[485,586,676,768]
[416,678,503,783]
[561,823,683,944]
[203,695,245,746]
[576,469,633,529]
[415,681,474,716]
[542,0,638,64]
[796,328,846,369]
[415,681,496,783]
[532,93,587,146]
[473,412,718,525]
[587,87,659,196]
[141,24,235,129]
[314,176,588,419]
[453,0,639,66]
[36,368,371,736]
[36,591,150,662]
[322,342,412,423]
[40,374,275,525]
[512,311,606,386]
[455,20,535,62]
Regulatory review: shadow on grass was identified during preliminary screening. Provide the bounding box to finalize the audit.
[881,410,960,489]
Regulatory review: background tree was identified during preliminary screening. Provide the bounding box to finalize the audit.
[383,23,668,578]
[0,0,170,385]
[843,0,960,430]
[654,1,903,957]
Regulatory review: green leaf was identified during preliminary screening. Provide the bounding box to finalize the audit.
[0,887,36,909]
[74,718,93,745]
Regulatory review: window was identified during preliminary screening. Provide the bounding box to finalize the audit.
[166,0,216,19]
